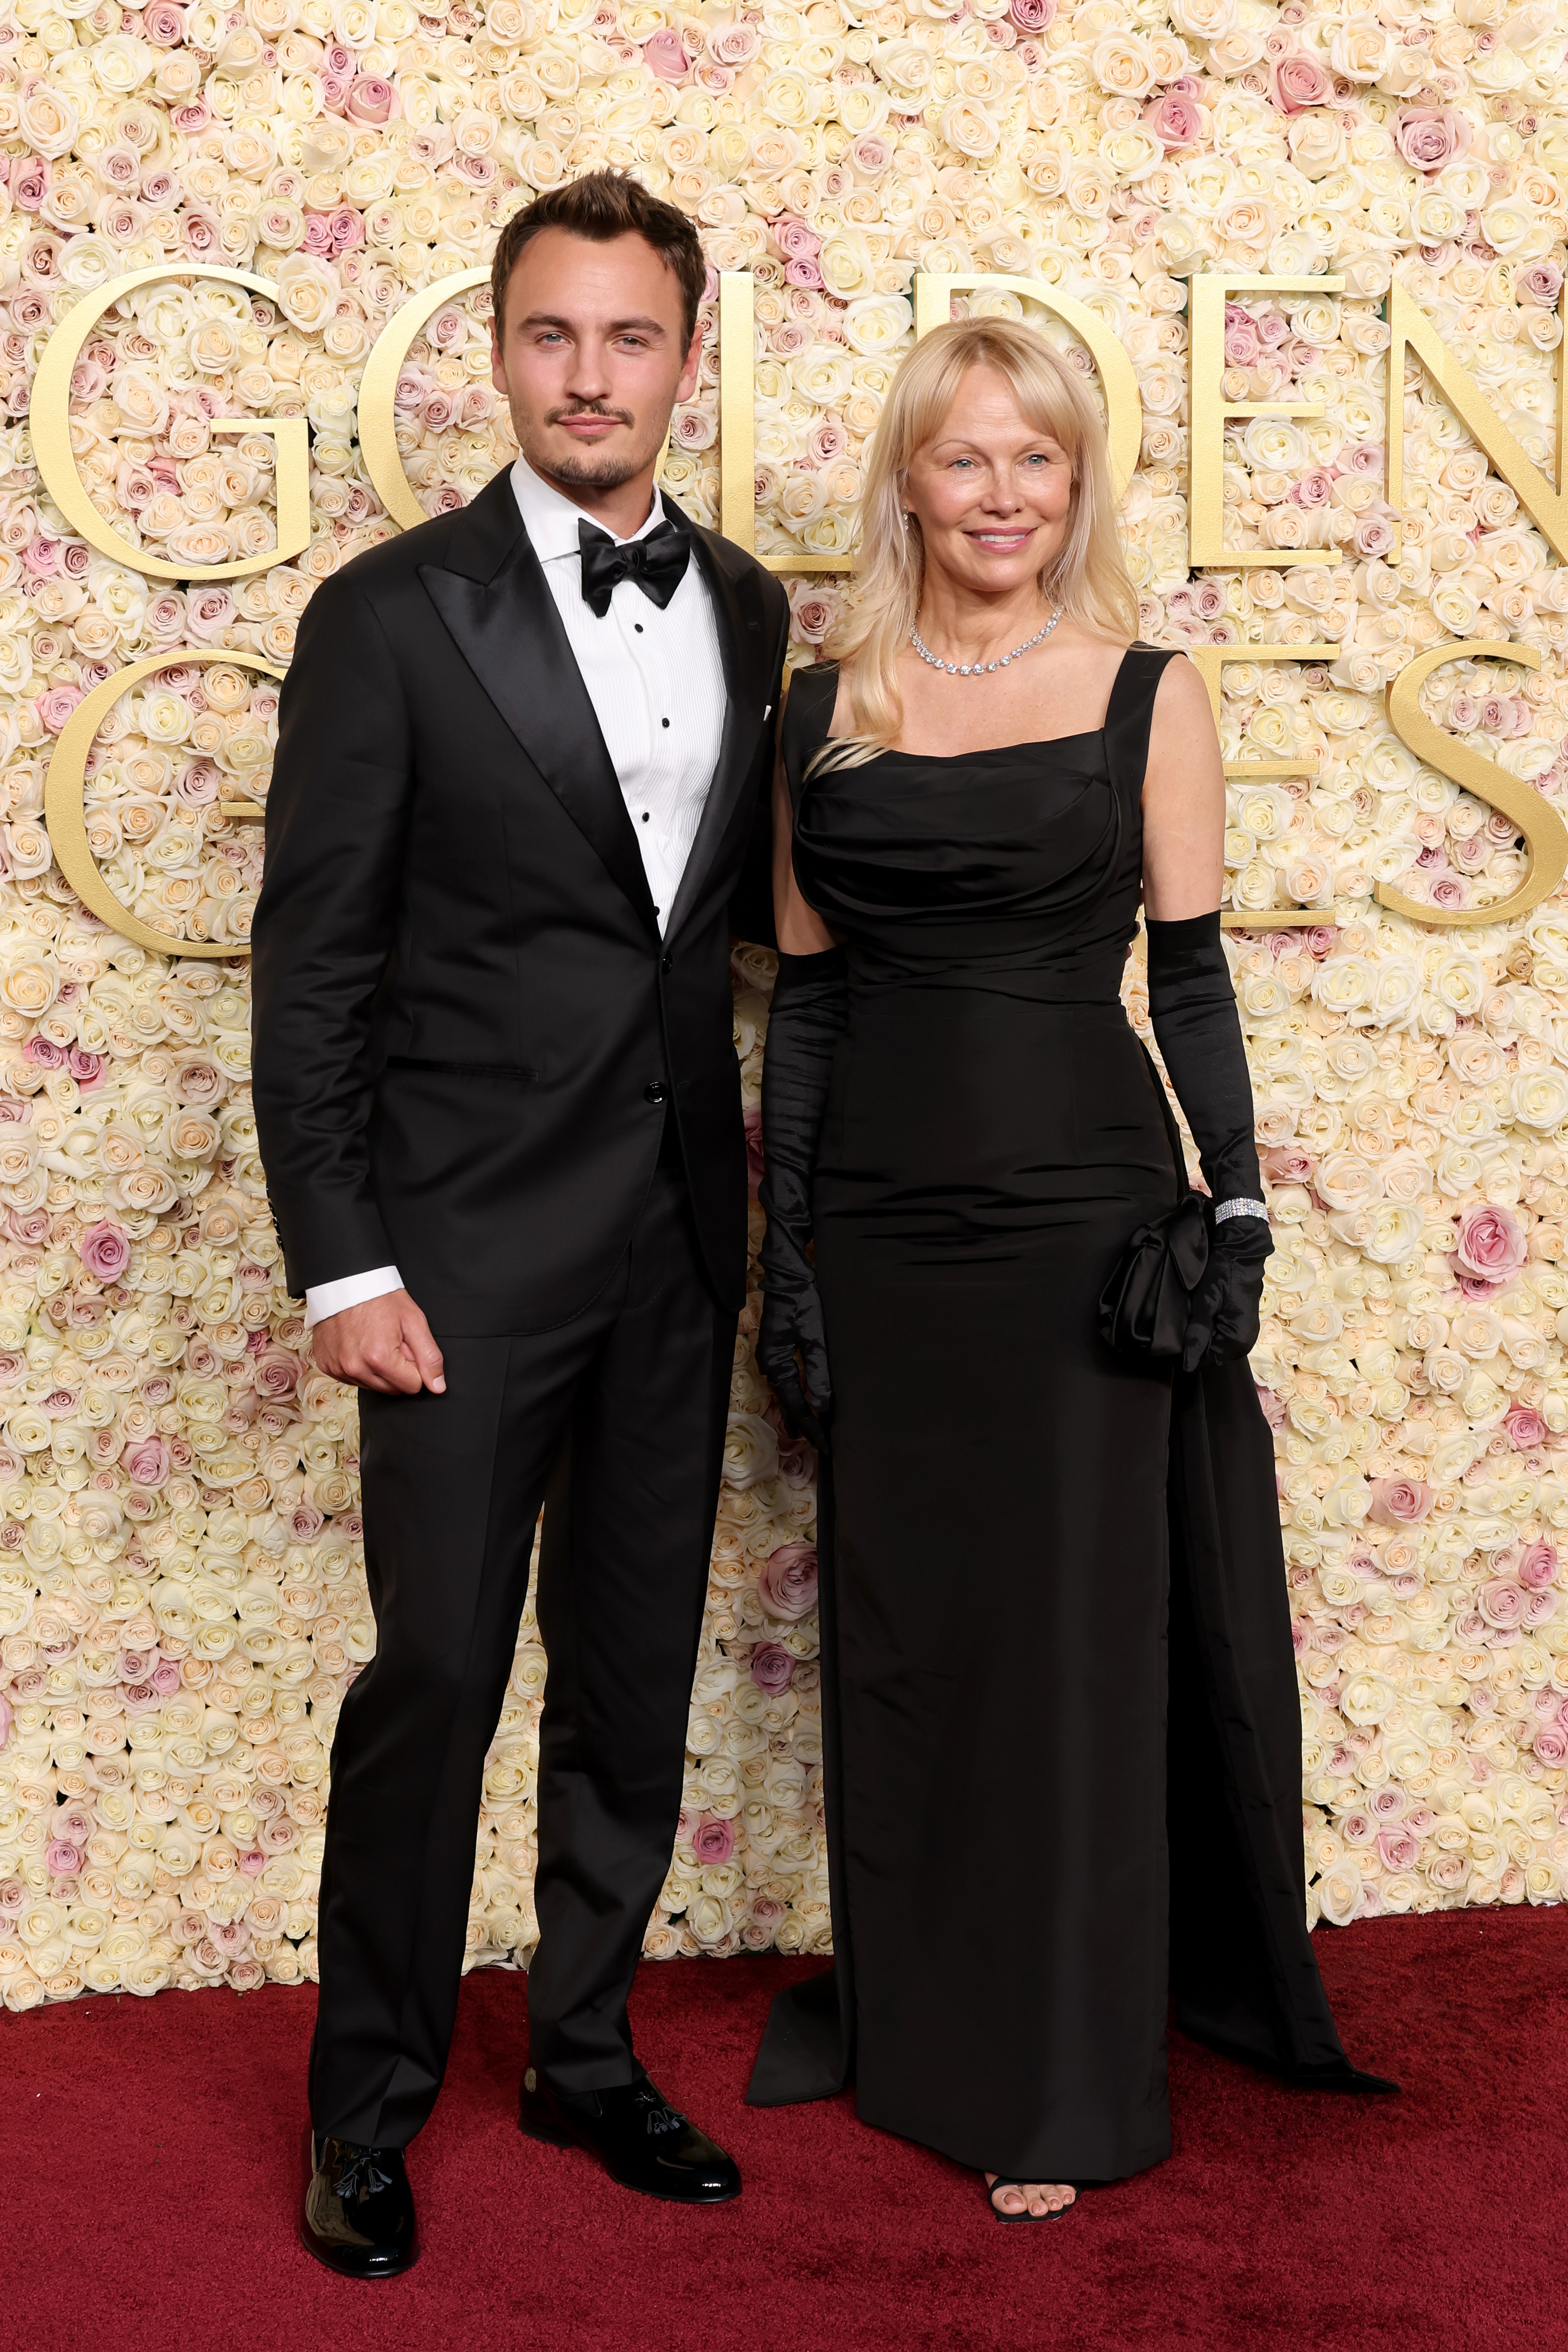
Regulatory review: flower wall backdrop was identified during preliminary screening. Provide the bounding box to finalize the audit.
[3,0,1568,2010]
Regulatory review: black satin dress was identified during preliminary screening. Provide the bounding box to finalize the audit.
[748,649,1383,2183]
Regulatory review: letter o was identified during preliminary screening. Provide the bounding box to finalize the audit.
[44,651,285,959]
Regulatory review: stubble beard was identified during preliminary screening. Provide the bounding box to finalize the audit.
[515,401,654,496]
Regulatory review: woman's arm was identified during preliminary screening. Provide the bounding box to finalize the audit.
[1137,652,1271,1368]
[1140,652,1225,919]
[759,736,845,1442]
[771,751,839,953]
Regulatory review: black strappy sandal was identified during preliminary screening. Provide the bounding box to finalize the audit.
[986,2175,1079,2223]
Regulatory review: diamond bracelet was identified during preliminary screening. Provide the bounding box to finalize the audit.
[1213,1197,1269,1224]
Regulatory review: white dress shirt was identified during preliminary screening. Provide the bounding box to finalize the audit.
[304,458,729,1331]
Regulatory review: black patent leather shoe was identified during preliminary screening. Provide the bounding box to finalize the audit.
[301,2132,420,2278]
[519,2066,741,2203]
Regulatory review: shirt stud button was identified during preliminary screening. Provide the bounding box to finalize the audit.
[661,717,670,728]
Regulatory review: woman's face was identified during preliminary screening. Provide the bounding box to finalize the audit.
[902,366,1076,601]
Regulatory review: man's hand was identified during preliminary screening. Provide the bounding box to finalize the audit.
[311,1289,446,1396]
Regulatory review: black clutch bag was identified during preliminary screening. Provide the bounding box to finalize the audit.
[1097,1192,1211,1364]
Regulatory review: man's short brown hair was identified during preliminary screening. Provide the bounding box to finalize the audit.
[490,172,707,345]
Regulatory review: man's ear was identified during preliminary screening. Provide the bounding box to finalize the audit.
[675,322,704,403]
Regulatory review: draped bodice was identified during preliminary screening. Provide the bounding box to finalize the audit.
[783,647,1176,1005]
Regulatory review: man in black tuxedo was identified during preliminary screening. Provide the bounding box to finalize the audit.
[252,172,788,2276]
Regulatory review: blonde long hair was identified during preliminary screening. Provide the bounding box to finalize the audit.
[816,317,1139,768]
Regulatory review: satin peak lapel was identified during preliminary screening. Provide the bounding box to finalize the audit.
[419,486,658,933]
[665,518,769,940]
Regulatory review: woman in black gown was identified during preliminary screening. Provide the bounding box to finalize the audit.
[747,319,1389,2218]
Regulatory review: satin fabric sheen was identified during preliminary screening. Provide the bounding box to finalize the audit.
[748,649,1368,2182]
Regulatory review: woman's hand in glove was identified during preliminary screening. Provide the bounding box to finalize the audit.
[1181,1215,1272,1374]
[757,1277,833,1452]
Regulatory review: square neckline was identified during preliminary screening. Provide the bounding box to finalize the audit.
[810,644,1151,763]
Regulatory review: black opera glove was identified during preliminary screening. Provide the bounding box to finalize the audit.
[1179,1214,1273,1373]
[1146,911,1273,1373]
[757,947,848,1450]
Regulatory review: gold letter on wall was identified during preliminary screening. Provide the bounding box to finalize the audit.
[357,266,491,533]
[44,651,282,958]
[30,264,310,582]
[1189,271,1346,570]
[1379,641,1567,927]
[1386,284,1568,558]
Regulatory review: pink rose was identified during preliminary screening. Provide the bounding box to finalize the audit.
[185,586,235,643]
[46,1839,83,1876]
[641,29,689,78]
[123,1434,171,1489]
[1453,1203,1527,1287]
[346,74,397,123]
[1518,261,1563,306]
[1270,52,1332,113]
[238,1849,269,1877]
[1255,1384,1286,1432]
[750,1641,795,1693]
[1395,108,1470,173]
[1505,1404,1548,1452]
[1143,92,1202,147]
[1262,1145,1315,1184]
[253,1347,301,1400]
[1376,1826,1419,1871]
[37,685,83,734]
[1370,1477,1433,1525]
[301,214,336,256]
[0,1692,11,1750]
[789,592,838,645]
[1480,1578,1526,1630]
[290,1501,325,1542]
[78,1219,131,1281]
[1292,468,1335,508]
[1534,1724,1568,1766]
[330,207,364,251]
[1008,0,1054,26]
[25,1035,64,1068]
[692,1815,736,1864]
[784,255,825,291]
[1519,1540,1558,1590]
[68,1049,103,1088]
[143,0,185,40]
[775,217,821,261]
[757,1543,819,1621]
[1223,304,1260,366]
[11,154,50,210]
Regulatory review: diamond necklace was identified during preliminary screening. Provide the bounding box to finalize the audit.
[911,605,1059,677]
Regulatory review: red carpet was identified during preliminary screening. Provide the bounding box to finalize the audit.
[3,1907,1564,2352]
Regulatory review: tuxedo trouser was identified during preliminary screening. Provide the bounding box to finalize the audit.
[307,1155,734,2147]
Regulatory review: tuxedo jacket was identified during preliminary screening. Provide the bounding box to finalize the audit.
[251,467,790,1334]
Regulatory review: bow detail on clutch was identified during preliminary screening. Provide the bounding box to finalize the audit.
[1097,1192,1211,1366]
[578,517,690,618]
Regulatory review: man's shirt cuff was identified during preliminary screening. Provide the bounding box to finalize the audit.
[303,1266,403,1330]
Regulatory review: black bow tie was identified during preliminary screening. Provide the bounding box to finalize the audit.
[578,517,689,619]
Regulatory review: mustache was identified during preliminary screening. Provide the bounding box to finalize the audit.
[546,402,634,427]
